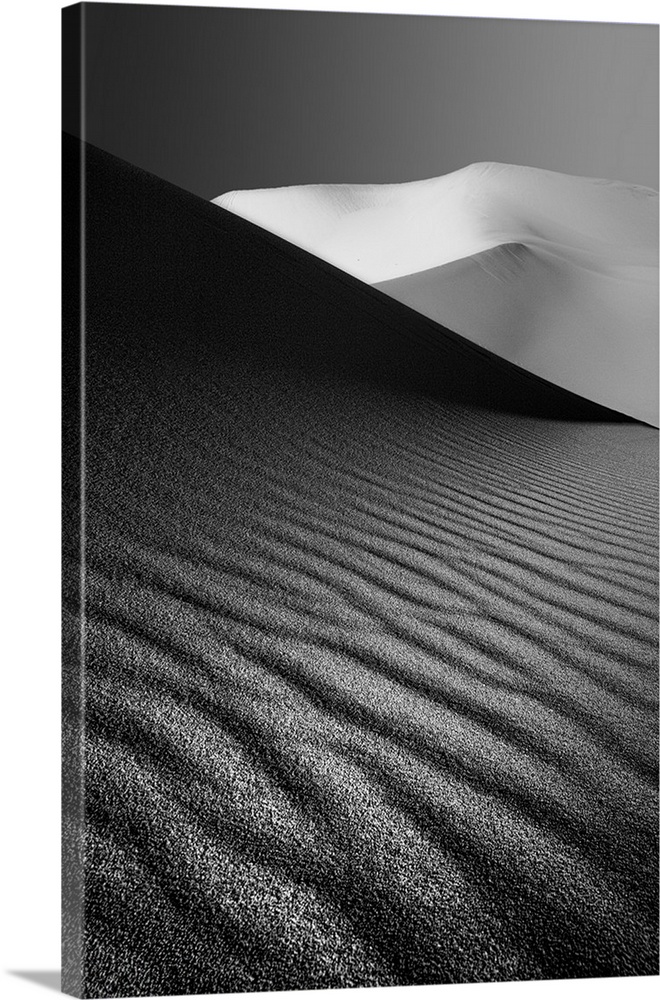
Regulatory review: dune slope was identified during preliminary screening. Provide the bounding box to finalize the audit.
[215,162,659,425]
[63,136,659,998]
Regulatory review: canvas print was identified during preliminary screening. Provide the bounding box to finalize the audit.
[62,4,659,998]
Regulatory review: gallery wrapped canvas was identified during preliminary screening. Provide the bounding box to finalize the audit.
[62,4,659,998]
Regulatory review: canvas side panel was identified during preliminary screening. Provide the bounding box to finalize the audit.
[62,5,85,997]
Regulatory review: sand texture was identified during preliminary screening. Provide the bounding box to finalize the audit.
[63,136,659,998]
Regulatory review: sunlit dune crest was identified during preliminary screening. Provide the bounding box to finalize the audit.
[215,162,659,425]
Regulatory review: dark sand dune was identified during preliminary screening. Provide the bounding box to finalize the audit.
[63,134,659,998]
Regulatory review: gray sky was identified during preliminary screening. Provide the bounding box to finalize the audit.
[63,3,659,198]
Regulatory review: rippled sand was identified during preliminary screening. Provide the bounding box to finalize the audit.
[63,135,659,998]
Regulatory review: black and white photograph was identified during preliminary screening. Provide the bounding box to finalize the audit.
[3,2,659,1000]
[62,2,659,996]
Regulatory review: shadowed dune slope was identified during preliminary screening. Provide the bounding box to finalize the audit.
[375,239,658,424]
[216,163,659,425]
[63,135,659,999]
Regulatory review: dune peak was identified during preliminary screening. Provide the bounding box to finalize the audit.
[213,163,659,425]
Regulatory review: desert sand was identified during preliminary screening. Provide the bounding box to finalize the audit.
[63,136,658,998]
[215,162,659,425]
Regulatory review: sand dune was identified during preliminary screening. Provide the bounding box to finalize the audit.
[215,162,659,425]
[63,136,658,998]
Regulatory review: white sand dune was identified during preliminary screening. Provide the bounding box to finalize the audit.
[215,163,659,425]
